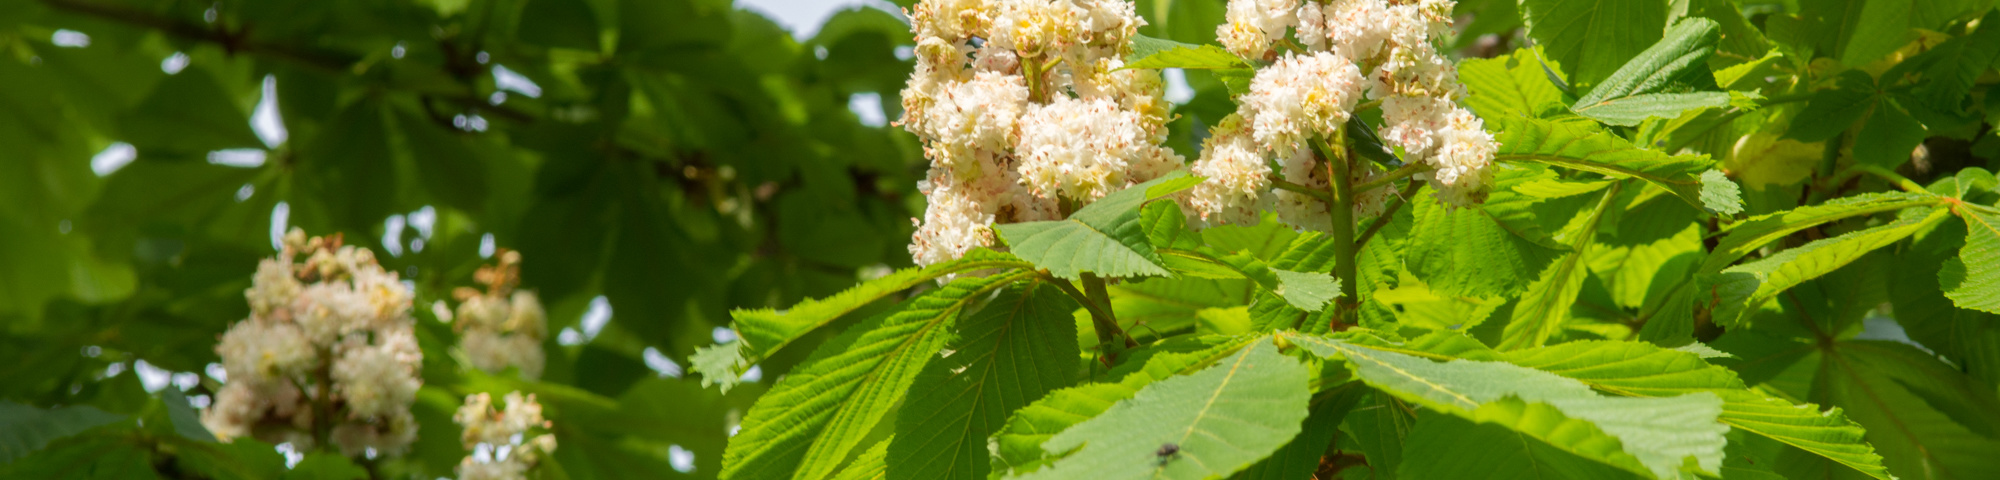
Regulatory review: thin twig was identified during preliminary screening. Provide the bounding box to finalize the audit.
[1352,162,1433,194]
[1353,181,1423,252]
[1269,175,1332,203]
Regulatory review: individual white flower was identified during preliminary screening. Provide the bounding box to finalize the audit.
[247,258,300,317]
[291,283,371,345]
[909,182,999,267]
[920,72,1030,174]
[989,0,1081,58]
[1377,94,1451,160]
[1318,0,1392,61]
[216,319,318,383]
[1016,97,1184,202]
[1241,52,1365,156]
[331,329,422,419]
[1423,107,1497,207]
[200,382,266,440]
[1218,0,1299,59]
[1183,115,1272,228]
[1080,58,1172,128]
[910,0,992,41]
[496,392,547,436]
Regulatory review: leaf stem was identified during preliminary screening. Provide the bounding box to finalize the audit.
[1352,162,1433,194]
[1850,164,1926,193]
[1353,181,1424,253]
[1048,273,1134,361]
[312,360,334,450]
[1268,175,1333,203]
[1278,39,1308,56]
[1024,56,1046,102]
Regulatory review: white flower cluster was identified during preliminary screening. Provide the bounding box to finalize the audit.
[204,228,422,457]
[900,0,1182,266]
[1185,0,1496,229]
[454,391,557,480]
[451,250,547,380]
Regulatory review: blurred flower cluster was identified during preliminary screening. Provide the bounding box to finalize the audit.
[454,391,557,480]
[449,250,548,380]
[202,228,422,457]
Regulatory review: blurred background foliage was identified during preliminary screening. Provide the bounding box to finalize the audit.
[0,0,931,477]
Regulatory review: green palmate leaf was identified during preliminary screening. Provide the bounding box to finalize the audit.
[1799,0,1915,67]
[1928,167,1998,200]
[1106,276,1249,341]
[1403,184,1564,298]
[1284,334,1730,479]
[991,336,1259,475]
[1009,339,1310,480]
[0,401,124,463]
[114,68,265,153]
[1591,190,1704,310]
[1232,384,1367,480]
[699,249,1034,391]
[1160,239,1342,312]
[991,384,1136,475]
[1270,269,1340,312]
[1399,398,1650,480]
[998,172,1200,280]
[1853,95,1928,169]
[1501,184,1621,350]
[1493,117,1740,213]
[1141,201,1203,251]
[1699,191,1944,274]
[832,440,889,480]
[1503,341,1890,479]
[1698,170,1743,215]
[1711,208,1952,328]
[1945,205,2000,313]
[1571,18,1729,126]
[1784,70,1877,143]
[1123,35,1249,71]
[887,284,1080,480]
[1518,0,1668,89]
[1888,216,2000,384]
[1513,177,1614,199]
[1822,341,2000,479]
[1911,9,2000,113]
[161,389,216,443]
[1460,47,1569,119]
[721,271,1034,480]
[1575,93,1735,128]
[1774,70,1924,170]
[1340,392,1416,480]
[1681,0,1773,68]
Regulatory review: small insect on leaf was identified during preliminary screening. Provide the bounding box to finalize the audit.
[1155,443,1180,466]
